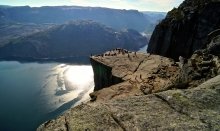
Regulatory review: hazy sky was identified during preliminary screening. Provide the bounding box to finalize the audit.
[0,0,184,12]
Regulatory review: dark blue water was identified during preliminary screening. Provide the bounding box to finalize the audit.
[0,61,94,131]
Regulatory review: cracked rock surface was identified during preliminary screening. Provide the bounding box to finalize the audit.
[90,49,181,101]
[37,75,220,131]
[37,32,220,131]
[38,47,220,130]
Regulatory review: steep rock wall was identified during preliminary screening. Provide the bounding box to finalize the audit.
[147,0,220,60]
[90,57,123,91]
[89,49,182,101]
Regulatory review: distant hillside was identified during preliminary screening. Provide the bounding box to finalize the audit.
[142,11,166,33]
[0,23,54,47]
[142,11,166,23]
[0,5,152,32]
[0,21,147,60]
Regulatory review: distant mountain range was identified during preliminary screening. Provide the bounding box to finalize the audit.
[0,5,166,33]
[142,11,166,33]
[0,5,165,61]
[0,21,147,60]
[142,11,166,23]
[0,23,54,47]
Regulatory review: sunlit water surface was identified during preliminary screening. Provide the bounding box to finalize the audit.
[0,61,94,131]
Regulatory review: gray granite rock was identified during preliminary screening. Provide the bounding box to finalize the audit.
[37,75,220,131]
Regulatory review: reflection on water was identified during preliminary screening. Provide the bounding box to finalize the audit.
[0,61,94,131]
[66,66,93,87]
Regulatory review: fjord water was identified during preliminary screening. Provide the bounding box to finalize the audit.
[138,44,148,53]
[0,61,94,131]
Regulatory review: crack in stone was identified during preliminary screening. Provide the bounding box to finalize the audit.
[121,73,129,79]
[154,94,211,127]
[64,116,69,131]
[110,113,127,131]
[154,94,194,119]
[133,60,145,73]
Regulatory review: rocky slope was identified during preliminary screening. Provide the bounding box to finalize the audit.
[147,0,220,60]
[38,76,220,130]
[0,21,147,61]
[37,0,220,130]
[37,32,220,130]
[37,46,220,130]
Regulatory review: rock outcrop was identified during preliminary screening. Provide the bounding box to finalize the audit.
[90,49,181,101]
[37,0,220,130]
[90,47,220,100]
[37,43,220,130]
[147,0,220,60]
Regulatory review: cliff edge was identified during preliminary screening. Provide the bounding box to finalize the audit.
[37,0,220,130]
[147,0,220,60]
[37,43,220,130]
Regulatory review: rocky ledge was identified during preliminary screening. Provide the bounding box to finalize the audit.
[37,0,220,129]
[89,49,181,101]
[37,44,220,130]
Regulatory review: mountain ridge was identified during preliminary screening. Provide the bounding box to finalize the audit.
[0,5,159,32]
[0,20,147,61]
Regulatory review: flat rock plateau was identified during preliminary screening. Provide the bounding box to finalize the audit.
[37,46,220,130]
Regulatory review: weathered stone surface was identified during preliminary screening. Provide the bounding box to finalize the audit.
[180,49,220,88]
[147,0,220,60]
[37,75,220,131]
[37,0,220,129]
[90,49,181,101]
[37,45,220,130]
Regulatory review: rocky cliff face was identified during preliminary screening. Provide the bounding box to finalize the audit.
[37,50,220,130]
[37,0,220,130]
[37,33,220,130]
[90,57,123,91]
[147,0,220,60]
[89,49,181,101]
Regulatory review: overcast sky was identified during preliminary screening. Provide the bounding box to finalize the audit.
[0,0,184,12]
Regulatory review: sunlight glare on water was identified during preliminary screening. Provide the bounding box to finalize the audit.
[0,61,95,131]
[48,64,95,109]
[65,65,94,88]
